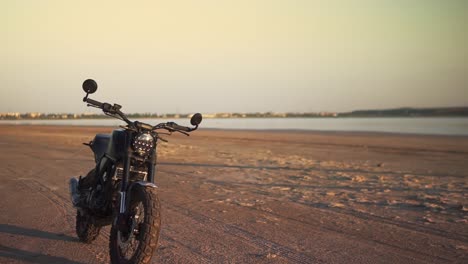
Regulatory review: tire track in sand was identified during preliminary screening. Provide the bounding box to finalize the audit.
[18,178,110,264]
[18,178,214,264]
[164,202,320,264]
[160,168,459,263]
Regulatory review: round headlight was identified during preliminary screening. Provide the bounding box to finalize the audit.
[132,133,154,156]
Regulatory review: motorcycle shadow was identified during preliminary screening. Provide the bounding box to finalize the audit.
[0,244,84,264]
[0,224,77,242]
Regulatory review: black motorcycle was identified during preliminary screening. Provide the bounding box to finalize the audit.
[69,79,202,263]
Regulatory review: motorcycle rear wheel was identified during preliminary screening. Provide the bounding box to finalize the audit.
[109,185,161,264]
[76,210,101,243]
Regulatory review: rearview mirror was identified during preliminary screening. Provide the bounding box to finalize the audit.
[190,113,202,126]
[82,79,98,94]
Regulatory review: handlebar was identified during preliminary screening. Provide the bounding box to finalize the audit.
[84,96,133,126]
[84,97,115,114]
[134,121,153,131]
[83,96,198,134]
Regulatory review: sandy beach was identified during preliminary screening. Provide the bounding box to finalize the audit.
[0,125,467,263]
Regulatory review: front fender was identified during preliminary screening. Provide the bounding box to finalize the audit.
[116,180,159,233]
[125,181,158,209]
[127,181,158,197]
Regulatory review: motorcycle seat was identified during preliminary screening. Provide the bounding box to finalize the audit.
[91,134,111,162]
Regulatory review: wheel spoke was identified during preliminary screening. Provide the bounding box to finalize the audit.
[117,201,145,260]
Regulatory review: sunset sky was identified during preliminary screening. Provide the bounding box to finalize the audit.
[1,1,467,114]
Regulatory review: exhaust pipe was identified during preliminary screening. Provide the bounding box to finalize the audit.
[69,178,80,207]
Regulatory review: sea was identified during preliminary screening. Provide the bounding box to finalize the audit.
[1,117,467,136]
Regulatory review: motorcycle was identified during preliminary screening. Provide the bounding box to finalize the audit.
[69,79,202,263]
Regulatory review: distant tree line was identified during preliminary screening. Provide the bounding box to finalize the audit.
[338,107,468,117]
[1,107,467,120]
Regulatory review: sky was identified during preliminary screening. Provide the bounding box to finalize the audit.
[1,0,467,114]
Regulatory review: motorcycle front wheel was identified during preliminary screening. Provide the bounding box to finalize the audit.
[109,185,161,264]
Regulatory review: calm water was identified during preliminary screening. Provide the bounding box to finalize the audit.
[1,118,467,136]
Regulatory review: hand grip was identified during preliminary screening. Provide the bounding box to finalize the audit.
[166,122,190,132]
[85,98,103,108]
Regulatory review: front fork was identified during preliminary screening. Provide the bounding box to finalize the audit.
[117,136,156,232]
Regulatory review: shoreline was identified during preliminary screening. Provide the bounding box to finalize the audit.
[2,115,468,120]
[1,123,468,138]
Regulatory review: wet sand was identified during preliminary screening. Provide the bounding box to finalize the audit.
[0,125,467,263]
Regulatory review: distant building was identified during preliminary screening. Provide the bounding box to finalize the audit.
[203,114,217,118]
[216,113,232,118]
[27,112,42,118]
[319,112,337,117]
[0,112,20,118]
[272,112,287,117]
